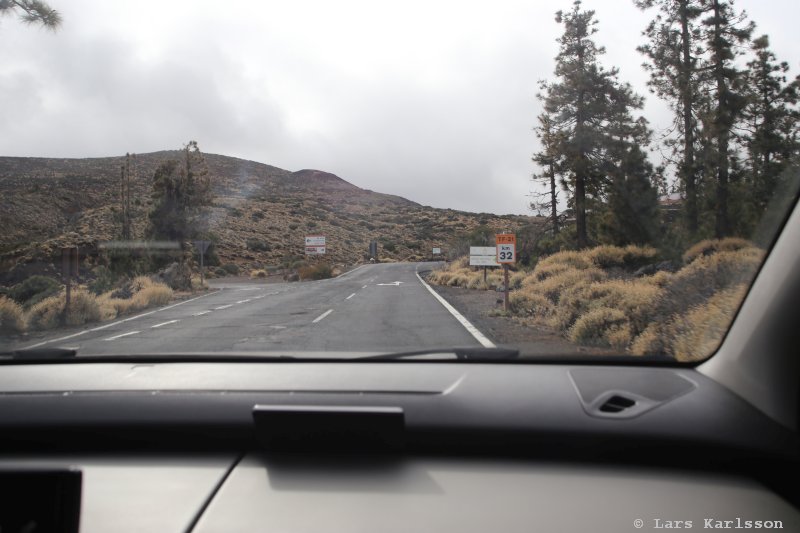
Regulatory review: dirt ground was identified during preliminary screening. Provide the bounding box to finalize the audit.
[428,282,618,358]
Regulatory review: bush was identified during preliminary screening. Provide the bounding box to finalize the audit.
[27,293,65,330]
[221,263,240,275]
[250,269,268,279]
[569,307,628,345]
[89,266,117,295]
[64,289,102,327]
[682,237,753,264]
[298,263,333,281]
[0,296,26,334]
[246,239,270,252]
[8,275,61,307]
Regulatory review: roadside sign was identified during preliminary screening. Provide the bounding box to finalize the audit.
[432,247,441,255]
[305,235,326,255]
[470,246,499,267]
[496,234,516,264]
[193,240,211,254]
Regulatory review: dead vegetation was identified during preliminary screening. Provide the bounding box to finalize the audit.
[429,239,760,361]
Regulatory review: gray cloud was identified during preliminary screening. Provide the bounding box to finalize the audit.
[1,0,797,215]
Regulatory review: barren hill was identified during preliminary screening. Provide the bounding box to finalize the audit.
[0,151,537,281]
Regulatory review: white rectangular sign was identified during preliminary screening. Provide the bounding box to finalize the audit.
[432,247,441,255]
[305,246,326,255]
[469,246,499,266]
[305,235,326,247]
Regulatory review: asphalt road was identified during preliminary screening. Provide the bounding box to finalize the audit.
[12,262,494,357]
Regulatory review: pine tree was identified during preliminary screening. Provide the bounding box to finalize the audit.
[0,0,61,29]
[741,35,799,220]
[542,1,653,248]
[636,0,707,236]
[699,0,753,238]
[531,109,562,235]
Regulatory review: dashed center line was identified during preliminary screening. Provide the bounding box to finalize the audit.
[215,304,233,310]
[236,299,251,304]
[151,319,180,329]
[193,310,212,316]
[312,309,333,323]
[104,331,139,341]
[345,293,356,300]
[362,285,367,289]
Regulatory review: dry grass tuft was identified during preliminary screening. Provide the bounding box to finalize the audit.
[27,293,65,330]
[250,269,268,279]
[0,296,27,334]
[682,237,754,264]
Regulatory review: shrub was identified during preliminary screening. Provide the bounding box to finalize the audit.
[221,263,240,275]
[666,283,749,362]
[588,245,657,269]
[89,266,116,295]
[27,294,65,330]
[682,237,753,264]
[0,296,26,334]
[569,307,628,345]
[250,269,268,279]
[8,275,61,307]
[64,289,102,327]
[298,263,333,280]
[246,239,270,252]
[288,223,299,230]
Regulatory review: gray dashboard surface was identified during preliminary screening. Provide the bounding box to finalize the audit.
[194,453,800,533]
[0,455,236,533]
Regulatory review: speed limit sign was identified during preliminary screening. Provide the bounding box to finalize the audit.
[496,234,516,264]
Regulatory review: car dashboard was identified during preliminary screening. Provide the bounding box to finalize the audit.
[0,360,798,533]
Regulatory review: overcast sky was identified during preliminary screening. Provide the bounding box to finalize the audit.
[1,0,798,214]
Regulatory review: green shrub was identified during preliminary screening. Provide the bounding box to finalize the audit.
[8,275,61,307]
[246,239,271,252]
[221,263,240,275]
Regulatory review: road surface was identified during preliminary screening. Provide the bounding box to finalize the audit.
[12,262,495,356]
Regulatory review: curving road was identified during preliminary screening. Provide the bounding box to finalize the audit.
[11,262,495,357]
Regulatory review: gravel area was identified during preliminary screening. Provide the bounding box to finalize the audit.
[427,282,618,358]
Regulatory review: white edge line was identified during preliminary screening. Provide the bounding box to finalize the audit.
[362,285,367,289]
[334,264,368,279]
[345,293,356,300]
[415,271,496,348]
[236,299,251,304]
[104,330,140,341]
[151,319,180,329]
[312,309,333,323]
[193,310,212,316]
[215,304,233,310]
[20,290,218,350]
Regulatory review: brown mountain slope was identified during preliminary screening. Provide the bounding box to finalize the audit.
[0,151,538,281]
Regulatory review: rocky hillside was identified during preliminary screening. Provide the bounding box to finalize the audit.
[0,151,538,282]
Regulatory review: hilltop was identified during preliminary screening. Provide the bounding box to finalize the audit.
[0,151,538,281]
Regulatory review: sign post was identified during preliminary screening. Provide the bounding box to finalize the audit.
[193,240,211,288]
[495,234,516,311]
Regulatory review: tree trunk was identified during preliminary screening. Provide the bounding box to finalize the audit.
[712,0,730,238]
[679,0,698,235]
[575,173,588,248]
[549,162,559,234]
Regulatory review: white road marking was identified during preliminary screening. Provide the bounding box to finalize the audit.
[104,331,140,341]
[362,285,367,289]
[377,281,403,286]
[215,304,233,310]
[193,310,212,316]
[333,264,368,279]
[22,291,218,349]
[415,271,496,348]
[236,299,251,304]
[151,320,180,329]
[346,293,356,300]
[312,309,333,323]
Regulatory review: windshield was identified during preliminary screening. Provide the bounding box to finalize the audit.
[1,0,798,362]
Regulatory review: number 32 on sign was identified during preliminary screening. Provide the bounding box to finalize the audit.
[496,234,516,264]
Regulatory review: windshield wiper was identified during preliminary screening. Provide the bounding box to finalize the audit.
[0,347,77,360]
[356,347,520,361]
